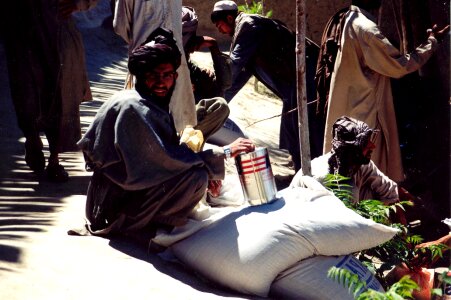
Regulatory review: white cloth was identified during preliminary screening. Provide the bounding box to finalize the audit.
[113,0,196,132]
[290,153,398,204]
[324,5,438,182]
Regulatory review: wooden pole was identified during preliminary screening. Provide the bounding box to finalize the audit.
[295,0,311,175]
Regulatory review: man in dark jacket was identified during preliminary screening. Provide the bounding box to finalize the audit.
[210,0,321,171]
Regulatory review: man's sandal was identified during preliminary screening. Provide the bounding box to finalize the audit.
[46,163,69,182]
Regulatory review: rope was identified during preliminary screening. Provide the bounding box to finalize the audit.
[244,99,317,128]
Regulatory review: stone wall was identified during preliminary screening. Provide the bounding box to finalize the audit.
[183,0,350,44]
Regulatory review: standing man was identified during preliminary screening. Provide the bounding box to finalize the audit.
[210,0,321,171]
[113,0,196,133]
[3,0,97,182]
[323,0,449,182]
[78,28,254,243]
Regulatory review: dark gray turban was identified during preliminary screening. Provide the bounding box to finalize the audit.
[128,28,181,77]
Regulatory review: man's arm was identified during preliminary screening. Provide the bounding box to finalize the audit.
[224,68,253,101]
[226,17,261,101]
[355,160,398,203]
[74,0,98,11]
[355,161,410,225]
[58,0,98,18]
[359,22,439,79]
[198,36,233,94]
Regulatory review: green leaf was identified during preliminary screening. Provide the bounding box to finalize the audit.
[432,288,443,296]
[238,1,273,17]
[328,267,368,297]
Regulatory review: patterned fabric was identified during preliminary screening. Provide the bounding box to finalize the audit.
[331,116,373,152]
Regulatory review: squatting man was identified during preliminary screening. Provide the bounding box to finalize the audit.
[77,28,255,245]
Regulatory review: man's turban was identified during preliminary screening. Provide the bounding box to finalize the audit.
[128,28,181,77]
[331,116,374,152]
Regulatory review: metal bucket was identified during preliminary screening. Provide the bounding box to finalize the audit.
[235,147,277,206]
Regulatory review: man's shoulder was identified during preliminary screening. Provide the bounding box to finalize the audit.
[97,89,144,114]
[237,13,283,27]
[348,6,379,32]
[236,13,267,28]
[235,13,293,40]
[108,89,142,105]
[112,89,141,100]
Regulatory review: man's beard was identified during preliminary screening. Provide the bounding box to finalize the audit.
[135,79,175,110]
[329,146,370,177]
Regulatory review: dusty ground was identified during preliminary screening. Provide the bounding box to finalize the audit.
[0,9,294,300]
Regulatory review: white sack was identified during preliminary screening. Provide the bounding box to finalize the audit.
[171,186,398,297]
[270,255,384,300]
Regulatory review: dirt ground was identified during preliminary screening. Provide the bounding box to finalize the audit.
[0,7,293,300]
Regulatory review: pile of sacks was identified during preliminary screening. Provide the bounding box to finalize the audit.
[156,176,398,299]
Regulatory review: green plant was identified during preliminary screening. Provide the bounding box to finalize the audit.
[323,173,354,203]
[328,267,419,299]
[323,173,412,226]
[323,173,448,296]
[238,0,273,18]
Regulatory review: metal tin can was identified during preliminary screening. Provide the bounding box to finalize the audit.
[235,147,277,206]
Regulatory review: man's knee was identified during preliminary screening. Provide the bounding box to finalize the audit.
[189,168,209,191]
[195,97,230,138]
[209,97,229,115]
[216,97,229,119]
[197,97,230,122]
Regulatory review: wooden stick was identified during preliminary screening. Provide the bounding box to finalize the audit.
[295,0,311,175]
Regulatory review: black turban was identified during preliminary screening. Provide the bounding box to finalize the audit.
[128,28,181,77]
[331,116,374,152]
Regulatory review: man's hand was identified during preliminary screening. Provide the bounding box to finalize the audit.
[207,180,222,198]
[227,138,255,158]
[200,36,219,50]
[186,36,220,54]
[409,234,451,268]
[428,24,450,41]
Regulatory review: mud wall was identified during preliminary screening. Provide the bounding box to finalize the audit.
[183,0,350,44]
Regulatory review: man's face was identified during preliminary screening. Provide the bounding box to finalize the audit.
[362,140,375,161]
[214,16,234,36]
[144,63,178,99]
[362,130,378,161]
